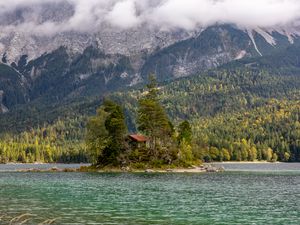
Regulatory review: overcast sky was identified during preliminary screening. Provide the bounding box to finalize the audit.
[0,0,299,35]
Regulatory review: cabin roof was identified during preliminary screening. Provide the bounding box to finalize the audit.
[129,134,148,142]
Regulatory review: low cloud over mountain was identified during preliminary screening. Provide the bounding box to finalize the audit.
[1,0,300,35]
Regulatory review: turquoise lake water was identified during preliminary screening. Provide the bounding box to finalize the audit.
[0,163,300,224]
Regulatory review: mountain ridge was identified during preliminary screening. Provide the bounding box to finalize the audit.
[1,24,300,115]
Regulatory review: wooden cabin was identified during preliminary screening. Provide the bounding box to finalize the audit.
[128,134,148,148]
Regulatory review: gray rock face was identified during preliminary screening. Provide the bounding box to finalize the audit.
[0,90,8,113]
[140,25,300,80]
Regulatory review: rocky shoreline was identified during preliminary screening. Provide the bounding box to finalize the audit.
[15,164,225,173]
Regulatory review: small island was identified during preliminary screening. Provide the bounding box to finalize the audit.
[85,75,204,172]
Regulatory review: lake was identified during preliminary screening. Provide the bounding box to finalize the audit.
[0,163,300,224]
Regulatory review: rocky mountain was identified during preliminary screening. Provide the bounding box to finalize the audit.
[1,2,300,116]
[141,25,300,80]
[1,26,300,114]
[0,1,194,63]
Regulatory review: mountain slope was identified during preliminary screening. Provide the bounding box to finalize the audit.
[0,46,137,113]
[0,63,28,110]
[141,25,300,81]
[1,42,300,133]
[1,24,300,114]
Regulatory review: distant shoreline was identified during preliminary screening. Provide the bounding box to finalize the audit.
[209,161,282,164]
[1,161,282,165]
[0,164,224,173]
[2,161,300,173]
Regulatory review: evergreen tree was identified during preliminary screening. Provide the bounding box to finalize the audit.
[137,75,173,159]
[86,108,109,164]
[99,100,128,166]
[178,120,192,145]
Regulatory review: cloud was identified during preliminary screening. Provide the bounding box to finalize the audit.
[148,0,300,29]
[0,0,300,35]
[106,0,140,29]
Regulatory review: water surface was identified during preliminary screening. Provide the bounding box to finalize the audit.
[0,163,300,224]
[212,162,300,173]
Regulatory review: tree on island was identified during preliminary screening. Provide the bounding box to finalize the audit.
[86,107,109,164]
[177,120,194,166]
[86,100,128,166]
[101,100,128,166]
[177,120,192,145]
[137,75,175,163]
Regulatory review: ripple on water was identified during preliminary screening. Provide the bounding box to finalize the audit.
[0,167,300,224]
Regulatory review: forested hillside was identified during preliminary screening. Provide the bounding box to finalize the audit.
[111,69,300,162]
[0,116,88,163]
[1,44,300,163]
[111,47,300,162]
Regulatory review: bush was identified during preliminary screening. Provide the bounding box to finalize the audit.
[130,162,147,170]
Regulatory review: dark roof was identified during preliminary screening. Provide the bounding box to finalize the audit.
[129,134,148,142]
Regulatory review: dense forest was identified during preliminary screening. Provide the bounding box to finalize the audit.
[0,117,88,163]
[1,51,300,163]
[192,99,300,162]
[111,68,300,163]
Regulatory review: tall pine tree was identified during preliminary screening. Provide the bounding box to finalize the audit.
[137,75,173,160]
[87,100,128,166]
